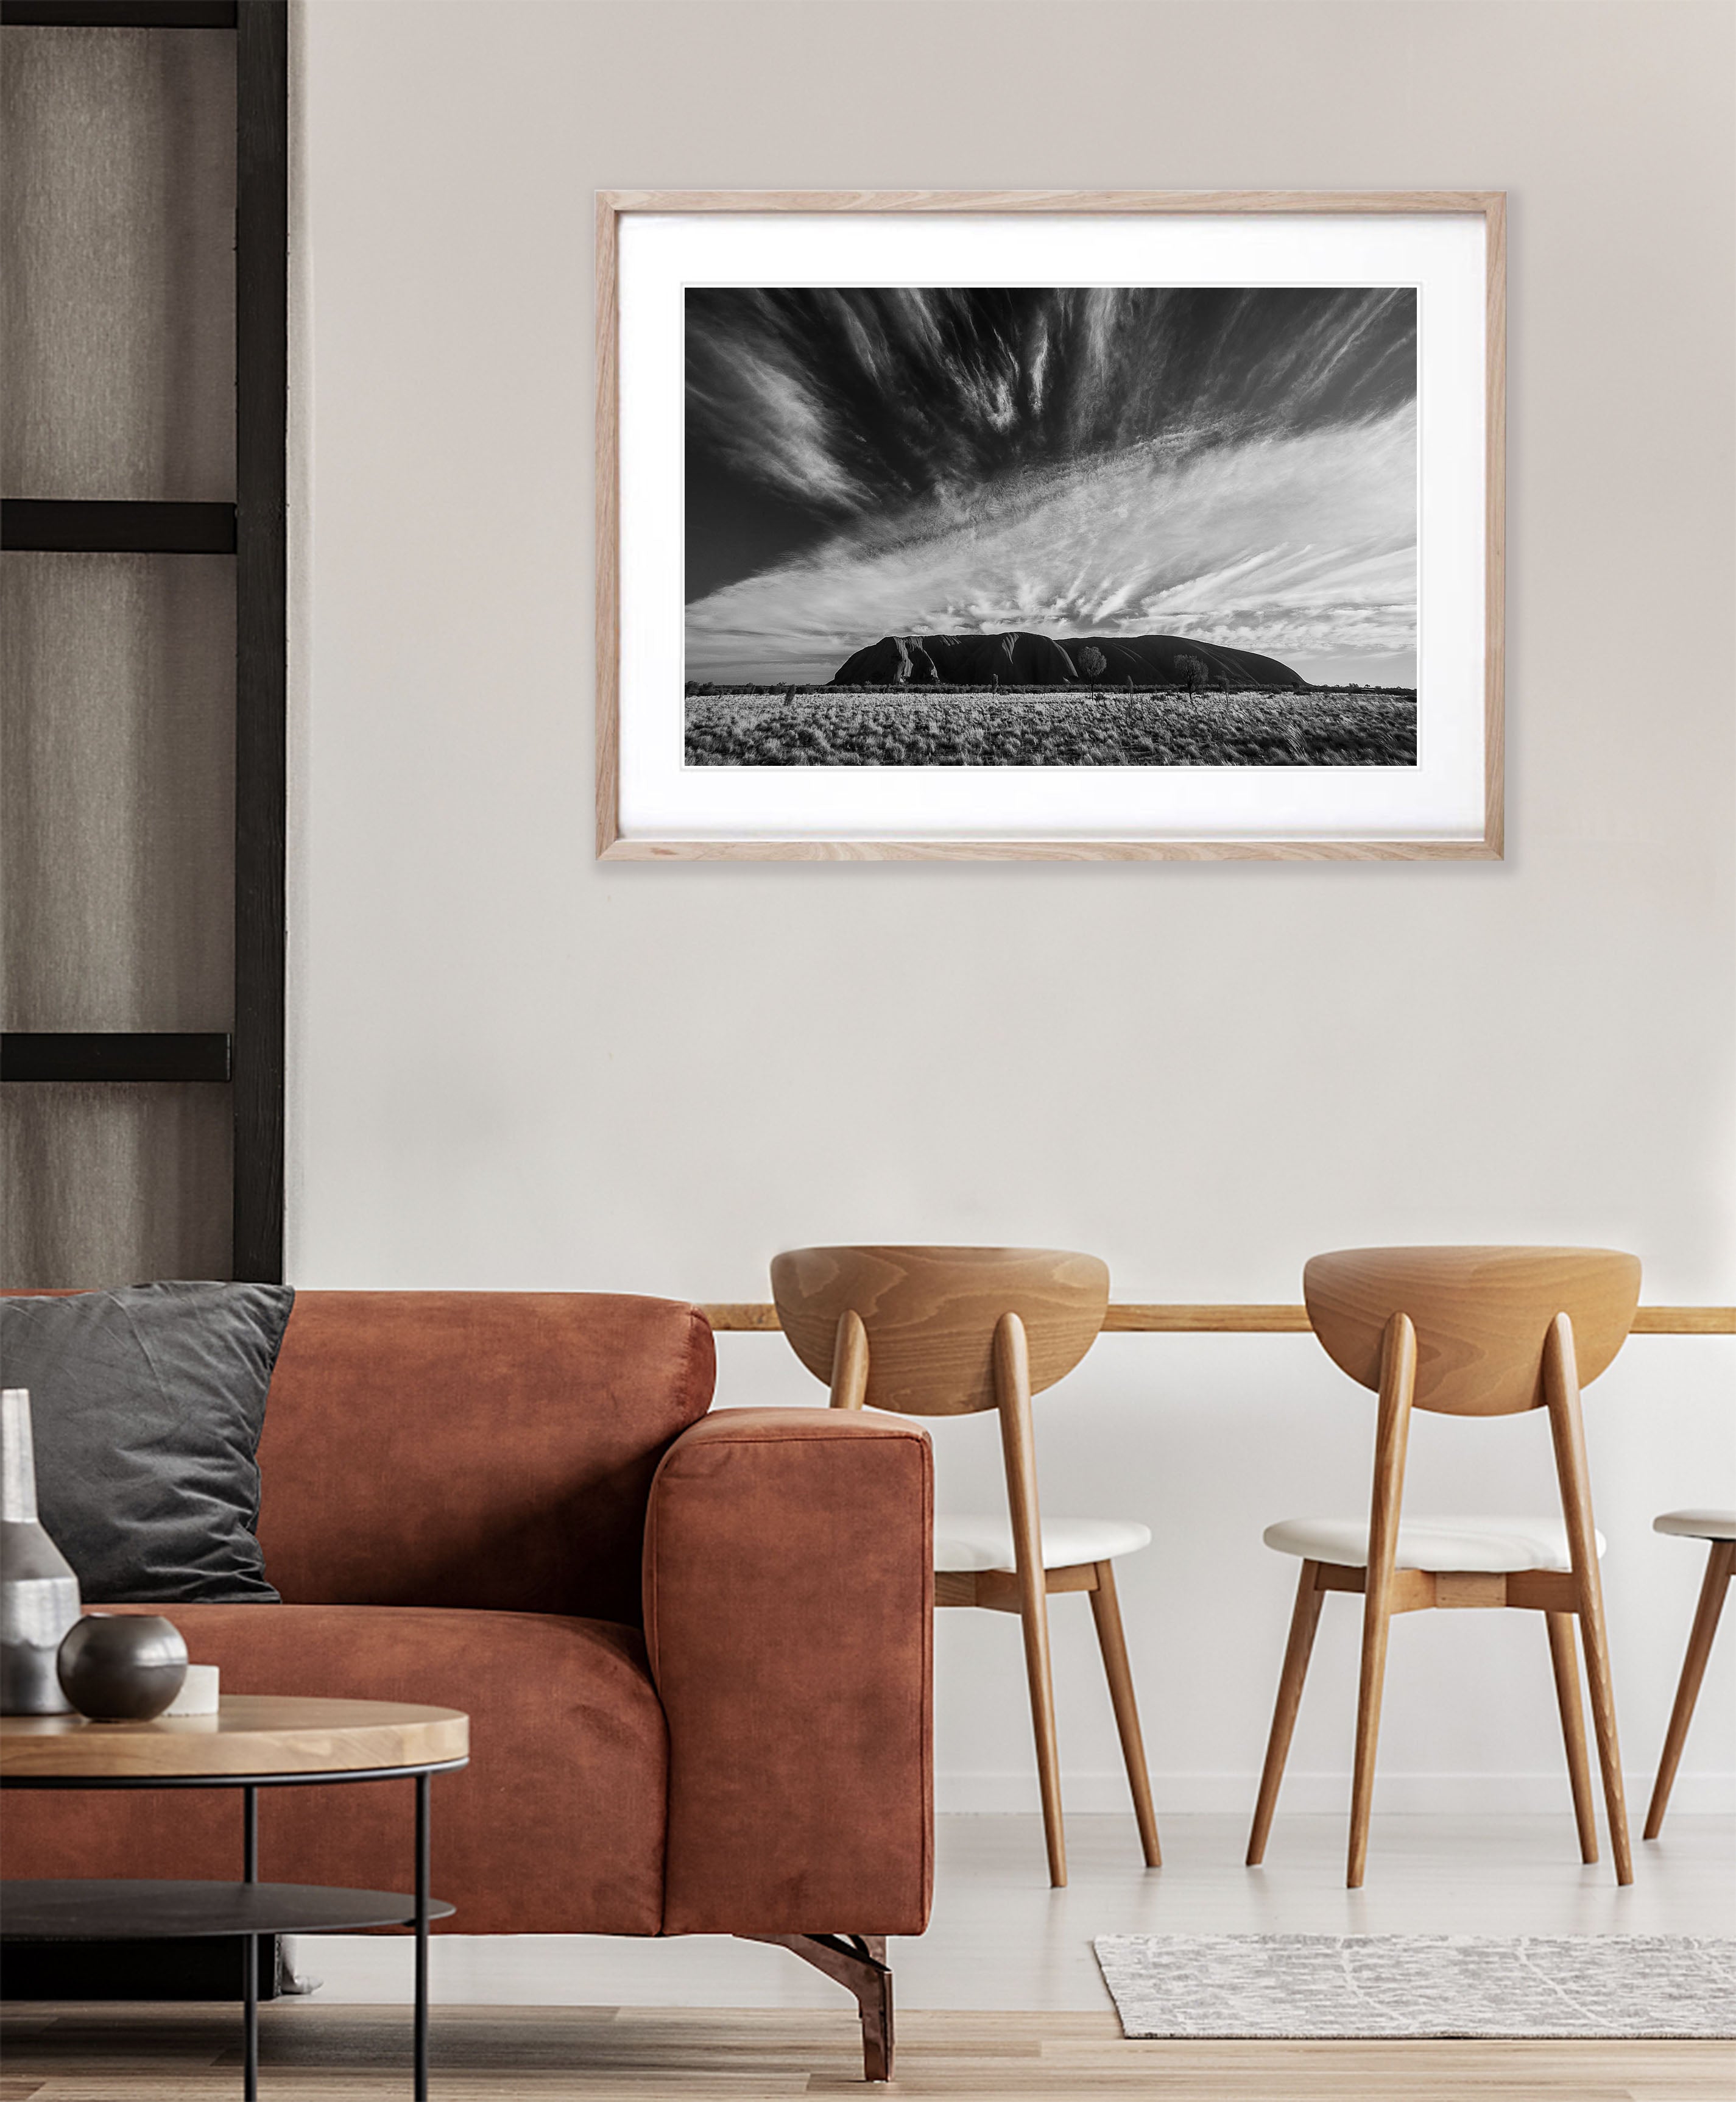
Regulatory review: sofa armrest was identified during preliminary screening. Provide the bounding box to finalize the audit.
[643,1406,933,1937]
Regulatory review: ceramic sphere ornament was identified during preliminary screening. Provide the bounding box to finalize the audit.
[57,1612,188,1722]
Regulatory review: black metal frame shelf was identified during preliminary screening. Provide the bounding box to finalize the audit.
[1,1034,233,1084]
[1,1,286,1284]
[232,0,288,1284]
[0,4,237,26]
[1,499,236,553]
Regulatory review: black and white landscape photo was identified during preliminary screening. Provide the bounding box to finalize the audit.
[683,286,1417,767]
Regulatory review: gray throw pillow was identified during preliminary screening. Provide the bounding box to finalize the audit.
[0,1281,294,1603]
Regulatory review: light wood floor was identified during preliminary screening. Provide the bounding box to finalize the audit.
[6,1816,1733,2095]
[2,2003,1734,2099]
[297,1811,1736,2011]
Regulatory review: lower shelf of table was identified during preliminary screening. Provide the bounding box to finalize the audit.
[1,1880,456,1941]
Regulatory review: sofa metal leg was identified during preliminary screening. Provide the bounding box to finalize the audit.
[743,1933,894,2081]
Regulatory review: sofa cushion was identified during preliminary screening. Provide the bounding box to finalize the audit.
[0,1603,670,1935]
[254,1293,714,1623]
[0,1282,293,1602]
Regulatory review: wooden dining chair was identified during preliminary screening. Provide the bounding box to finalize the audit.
[770,1245,1160,1888]
[1246,1246,1642,1889]
[1643,1508,1735,1839]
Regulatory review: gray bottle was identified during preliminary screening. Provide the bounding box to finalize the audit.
[1,1387,81,1713]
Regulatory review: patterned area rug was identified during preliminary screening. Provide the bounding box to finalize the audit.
[1093,1934,1736,2038]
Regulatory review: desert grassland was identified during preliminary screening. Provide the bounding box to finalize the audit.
[684,687,1417,767]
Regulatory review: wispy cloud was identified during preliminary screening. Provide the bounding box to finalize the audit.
[686,328,869,512]
[687,402,1417,682]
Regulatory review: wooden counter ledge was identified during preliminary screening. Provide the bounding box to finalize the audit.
[702,1303,1734,1336]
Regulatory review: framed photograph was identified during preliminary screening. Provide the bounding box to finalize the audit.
[596,190,1504,861]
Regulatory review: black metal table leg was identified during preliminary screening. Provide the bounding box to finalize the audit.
[242,1785,259,2102]
[414,1772,431,2100]
[3,1753,462,2100]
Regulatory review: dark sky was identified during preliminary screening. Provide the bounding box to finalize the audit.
[686,287,1417,599]
[683,286,1419,685]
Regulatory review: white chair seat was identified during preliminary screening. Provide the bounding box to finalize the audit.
[1654,1508,1736,1542]
[1262,1515,1605,1574]
[934,1513,1152,1574]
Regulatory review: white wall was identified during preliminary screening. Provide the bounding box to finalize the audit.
[291,0,1735,1814]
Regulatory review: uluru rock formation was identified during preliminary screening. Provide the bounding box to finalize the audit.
[831,631,1307,691]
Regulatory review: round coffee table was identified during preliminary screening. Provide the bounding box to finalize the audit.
[1,1694,469,2100]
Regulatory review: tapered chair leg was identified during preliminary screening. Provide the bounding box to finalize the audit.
[1247,1560,1325,1866]
[1645,1539,1734,1841]
[1018,1588,1067,1888]
[1347,1314,1414,1890]
[1089,1560,1160,1867]
[1544,1316,1631,1885]
[1576,1601,1633,1884]
[1347,1586,1394,1889]
[1545,1610,1598,1863]
[995,1311,1067,1888]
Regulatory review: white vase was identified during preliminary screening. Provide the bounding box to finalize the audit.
[1,1387,81,1714]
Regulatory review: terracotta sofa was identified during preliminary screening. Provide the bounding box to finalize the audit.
[5,1291,934,2078]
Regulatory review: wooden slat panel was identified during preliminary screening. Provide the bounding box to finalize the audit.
[1,554,235,1034]
[1,1080,231,1285]
[0,23,235,499]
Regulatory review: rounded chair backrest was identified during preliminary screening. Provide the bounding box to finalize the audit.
[771,1246,1109,1416]
[1304,1246,1642,1416]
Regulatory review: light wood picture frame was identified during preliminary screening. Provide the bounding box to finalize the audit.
[597,190,1505,862]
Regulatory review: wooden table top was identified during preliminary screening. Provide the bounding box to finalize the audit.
[702,1302,1736,1336]
[0,1695,468,1782]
